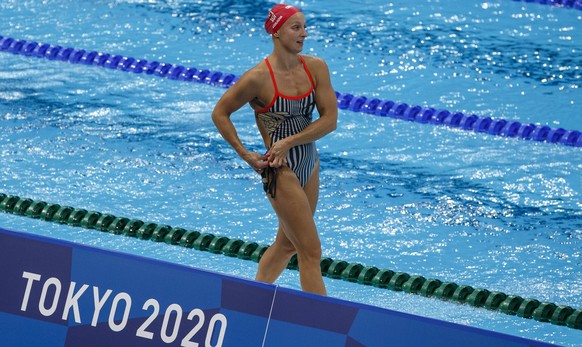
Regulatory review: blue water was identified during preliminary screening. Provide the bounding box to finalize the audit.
[1,0,581,346]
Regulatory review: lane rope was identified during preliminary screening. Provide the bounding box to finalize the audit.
[1,192,581,330]
[0,35,580,148]
[510,0,582,10]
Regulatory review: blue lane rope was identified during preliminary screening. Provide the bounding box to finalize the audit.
[510,0,582,10]
[1,35,581,148]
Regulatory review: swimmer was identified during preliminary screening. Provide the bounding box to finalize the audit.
[212,4,337,295]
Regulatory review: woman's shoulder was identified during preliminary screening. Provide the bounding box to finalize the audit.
[300,54,329,76]
[300,54,326,66]
[300,54,330,86]
[236,60,270,88]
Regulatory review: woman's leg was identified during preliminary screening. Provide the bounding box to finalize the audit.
[265,165,326,295]
[303,160,320,215]
[254,163,320,284]
[255,224,296,283]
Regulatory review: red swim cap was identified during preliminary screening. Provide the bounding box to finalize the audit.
[264,4,301,35]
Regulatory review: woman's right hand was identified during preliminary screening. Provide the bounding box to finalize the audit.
[244,152,269,174]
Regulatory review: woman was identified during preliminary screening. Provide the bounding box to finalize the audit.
[211,4,337,296]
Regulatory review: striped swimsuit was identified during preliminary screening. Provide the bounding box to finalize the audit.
[256,56,317,197]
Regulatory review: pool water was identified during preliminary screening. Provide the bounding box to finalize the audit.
[1,0,581,346]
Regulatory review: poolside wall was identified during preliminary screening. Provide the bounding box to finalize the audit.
[0,227,555,347]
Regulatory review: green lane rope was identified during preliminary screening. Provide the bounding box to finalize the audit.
[1,192,580,330]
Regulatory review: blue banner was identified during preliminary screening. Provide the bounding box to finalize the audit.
[0,228,556,346]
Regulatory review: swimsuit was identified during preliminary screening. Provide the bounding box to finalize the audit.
[255,55,317,197]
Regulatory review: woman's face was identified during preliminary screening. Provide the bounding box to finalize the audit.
[277,13,308,52]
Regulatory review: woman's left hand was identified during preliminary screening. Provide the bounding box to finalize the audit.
[267,139,290,168]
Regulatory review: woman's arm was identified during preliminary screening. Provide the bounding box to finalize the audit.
[212,68,270,170]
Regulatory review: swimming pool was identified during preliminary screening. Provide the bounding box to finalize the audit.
[1,0,581,345]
